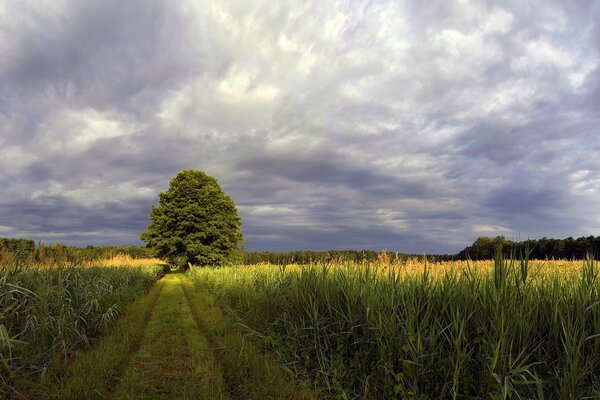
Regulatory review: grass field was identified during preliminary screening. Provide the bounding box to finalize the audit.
[0,260,164,398]
[5,255,600,399]
[188,255,600,399]
[33,274,314,400]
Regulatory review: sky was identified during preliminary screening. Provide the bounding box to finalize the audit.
[0,0,599,254]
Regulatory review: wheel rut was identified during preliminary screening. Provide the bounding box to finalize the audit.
[179,275,313,400]
[180,277,242,400]
[106,279,166,394]
[113,275,229,399]
[47,274,313,400]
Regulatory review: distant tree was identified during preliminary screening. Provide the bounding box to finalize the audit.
[470,236,495,259]
[140,170,243,268]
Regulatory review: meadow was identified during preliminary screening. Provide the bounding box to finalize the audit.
[0,256,164,397]
[4,251,600,399]
[188,254,600,399]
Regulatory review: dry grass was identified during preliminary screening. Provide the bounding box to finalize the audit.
[0,250,163,270]
[88,254,163,268]
[381,256,587,283]
[239,253,591,284]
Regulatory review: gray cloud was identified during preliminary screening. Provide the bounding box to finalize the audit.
[0,0,599,253]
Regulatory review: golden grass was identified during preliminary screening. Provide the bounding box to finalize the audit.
[88,253,163,268]
[391,258,587,283]
[238,255,592,284]
[0,250,163,270]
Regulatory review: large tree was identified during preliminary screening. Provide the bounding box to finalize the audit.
[140,170,243,267]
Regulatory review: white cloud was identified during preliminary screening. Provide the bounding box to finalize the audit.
[217,68,279,103]
[34,108,141,152]
[0,146,38,177]
[511,37,574,71]
[473,224,514,235]
[31,181,154,207]
[481,9,514,34]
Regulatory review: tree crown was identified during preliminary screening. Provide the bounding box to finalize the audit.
[140,170,243,267]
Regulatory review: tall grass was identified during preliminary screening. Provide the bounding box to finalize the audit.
[85,253,163,268]
[0,262,163,395]
[189,255,600,399]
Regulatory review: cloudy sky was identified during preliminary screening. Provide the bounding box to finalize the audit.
[0,0,599,253]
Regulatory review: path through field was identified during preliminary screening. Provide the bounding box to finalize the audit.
[38,274,313,400]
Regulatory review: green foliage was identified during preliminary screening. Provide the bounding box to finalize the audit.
[458,235,600,260]
[140,170,243,267]
[244,249,396,264]
[242,250,453,264]
[0,238,35,263]
[48,278,167,399]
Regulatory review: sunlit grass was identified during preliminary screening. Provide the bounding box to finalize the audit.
[236,255,595,284]
[188,254,600,399]
[87,253,163,268]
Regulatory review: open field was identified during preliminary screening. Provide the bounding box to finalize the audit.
[5,256,600,399]
[16,274,314,400]
[189,256,600,399]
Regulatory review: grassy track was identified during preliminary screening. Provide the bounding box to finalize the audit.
[37,274,312,400]
[179,275,314,399]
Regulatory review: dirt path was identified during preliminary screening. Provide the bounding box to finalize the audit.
[42,274,313,400]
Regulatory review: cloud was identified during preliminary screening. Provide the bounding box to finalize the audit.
[0,0,599,253]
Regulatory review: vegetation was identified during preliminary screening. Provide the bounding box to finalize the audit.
[4,233,600,267]
[0,262,164,397]
[44,274,313,400]
[244,235,600,264]
[141,170,243,268]
[6,229,600,398]
[244,249,410,265]
[0,237,153,266]
[188,254,600,399]
[44,276,166,400]
[457,235,600,260]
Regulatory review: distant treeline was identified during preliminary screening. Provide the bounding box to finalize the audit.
[456,235,600,260]
[0,237,153,264]
[245,235,600,264]
[4,234,600,266]
[242,250,451,265]
[244,250,387,264]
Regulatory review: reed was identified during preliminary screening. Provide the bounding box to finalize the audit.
[0,262,164,395]
[189,256,600,399]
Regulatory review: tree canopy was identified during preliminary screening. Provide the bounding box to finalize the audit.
[456,235,600,260]
[140,170,243,267]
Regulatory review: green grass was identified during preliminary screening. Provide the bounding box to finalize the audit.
[187,256,600,399]
[180,275,314,399]
[41,277,166,399]
[39,273,313,400]
[113,274,229,399]
[1,264,163,398]
[16,252,599,398]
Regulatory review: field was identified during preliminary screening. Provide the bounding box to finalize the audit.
[1,257,314,399]
[189,256,600,399]
[4,255,600,399]
[0,258,164,397]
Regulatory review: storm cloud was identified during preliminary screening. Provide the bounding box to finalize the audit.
[0,0,599,253]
